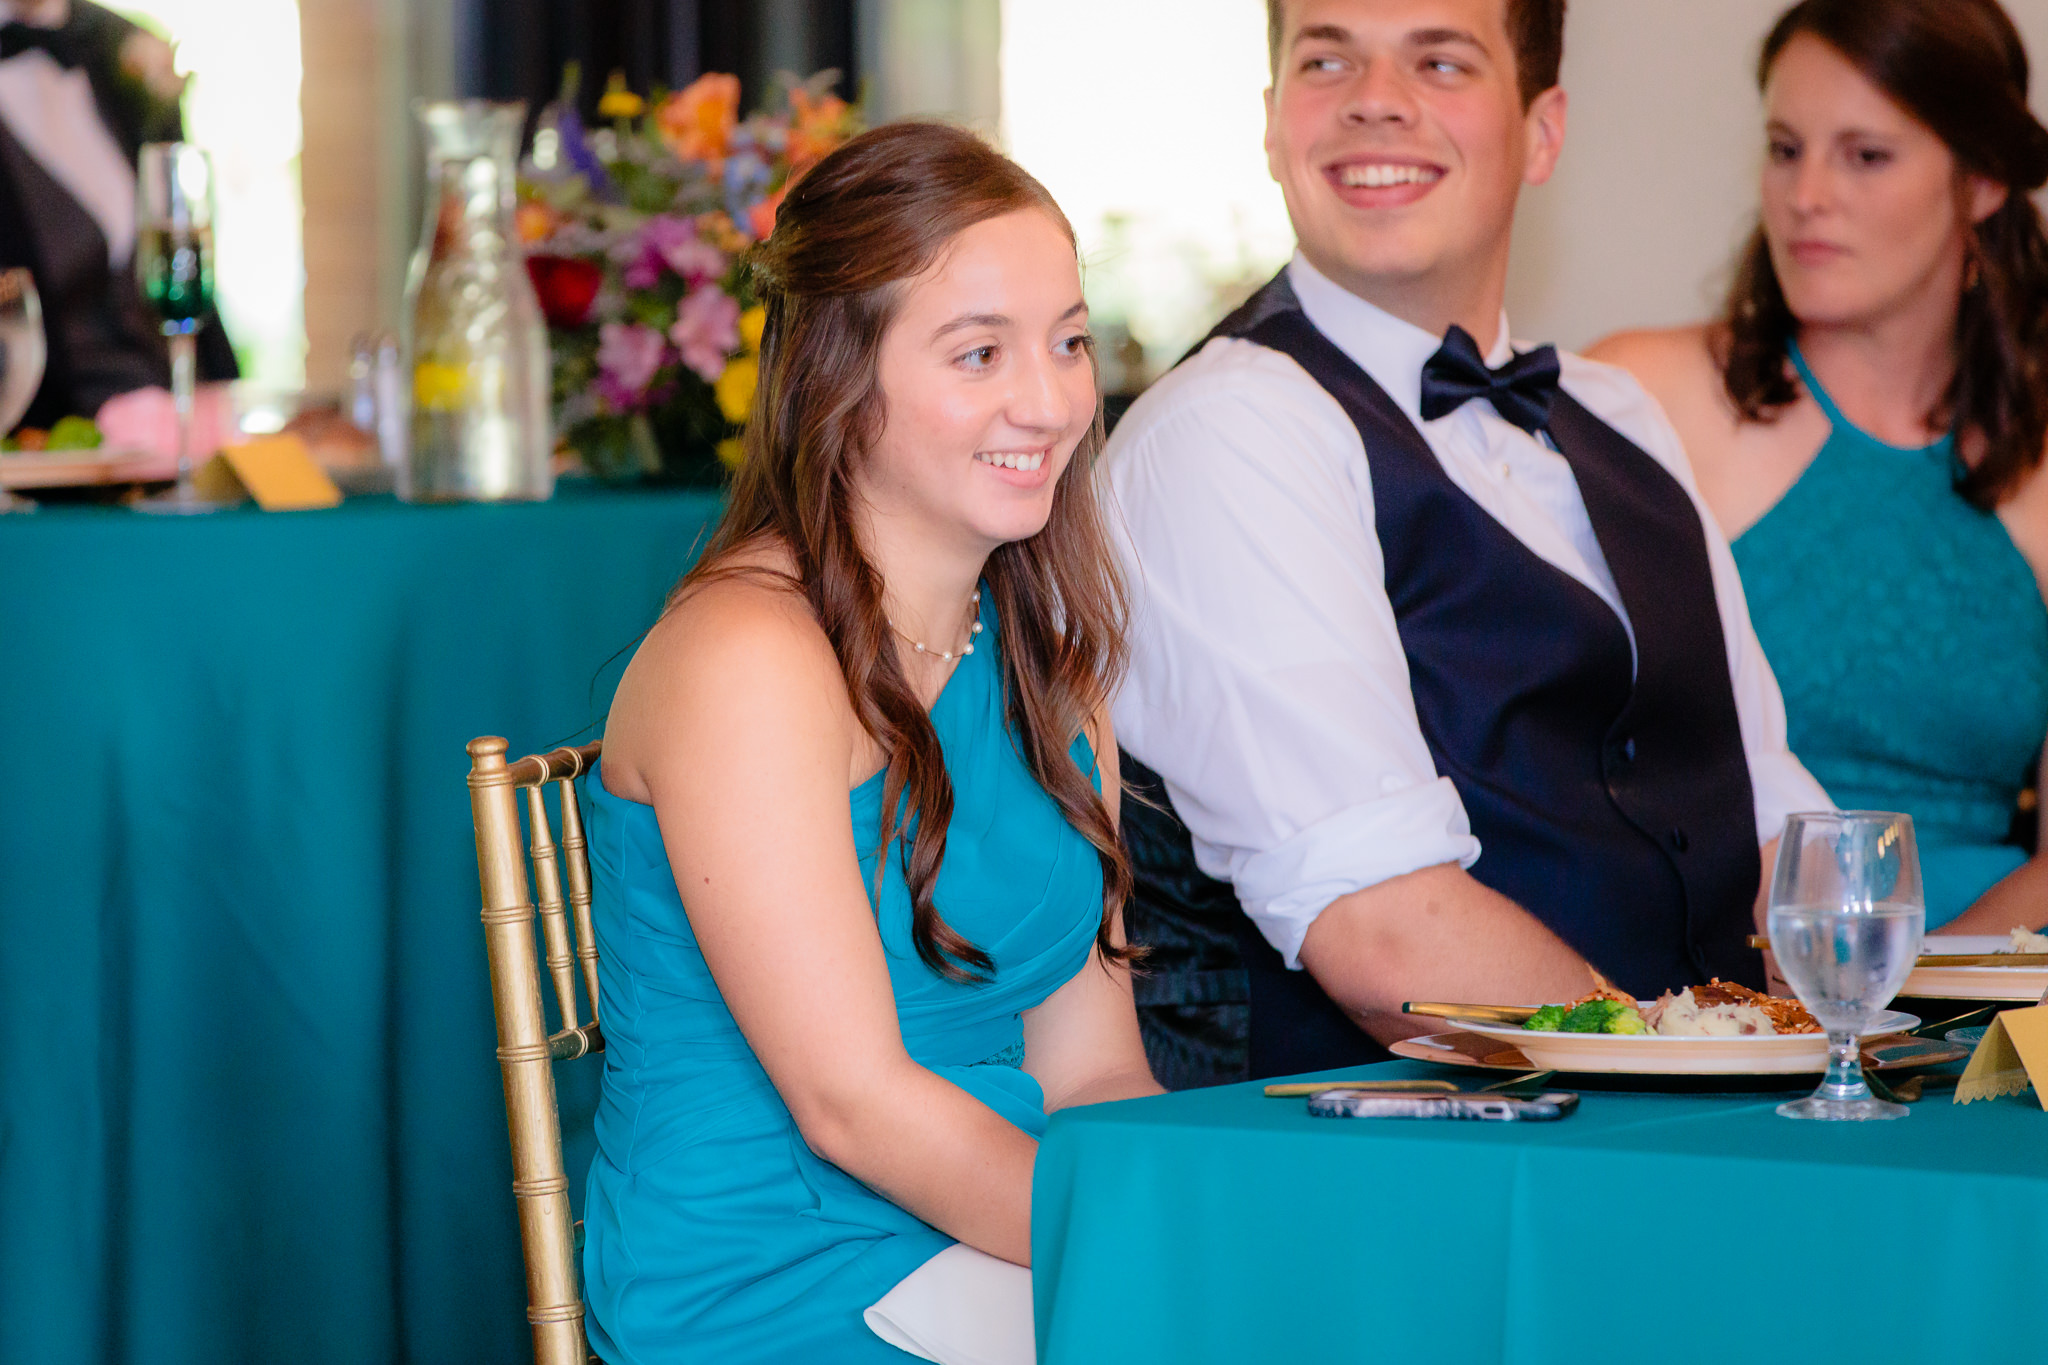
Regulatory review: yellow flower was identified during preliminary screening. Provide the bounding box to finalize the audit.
[713,354,758,424]
[413,360,468,412]
[598,72,645,121]
[716,437,746,469]
[738,305,766,354]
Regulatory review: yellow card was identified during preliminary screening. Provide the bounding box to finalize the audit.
[193,434,342,511]
[1954,1004,2048,1108]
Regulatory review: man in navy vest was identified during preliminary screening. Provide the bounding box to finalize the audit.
[1107,0,1831,1088]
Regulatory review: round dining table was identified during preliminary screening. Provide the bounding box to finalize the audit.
[0,484,721,1365]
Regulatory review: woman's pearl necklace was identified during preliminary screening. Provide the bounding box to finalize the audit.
[888,589,983,663]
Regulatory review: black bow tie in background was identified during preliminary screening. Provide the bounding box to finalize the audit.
[0,21,80,69]
[1419,324,1562,436]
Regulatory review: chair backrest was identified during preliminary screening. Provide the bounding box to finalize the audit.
[466,735,605,1365]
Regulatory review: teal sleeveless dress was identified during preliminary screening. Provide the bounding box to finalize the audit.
[1733,344,2048,927]
[579,593,1102,1362]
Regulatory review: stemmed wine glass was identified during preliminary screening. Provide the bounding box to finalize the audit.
[1767,811,1926,1120]
[0,267,45,513]
[133,142,223,514]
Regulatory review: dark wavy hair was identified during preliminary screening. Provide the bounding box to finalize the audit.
[1264,0,1568,107]
[1719,0,2048,509]
[676,122,1134,983]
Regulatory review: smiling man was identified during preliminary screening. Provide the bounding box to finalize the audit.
[1106,0,1831,1086]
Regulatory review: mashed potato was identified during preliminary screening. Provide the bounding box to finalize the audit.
[1643,988,1779,1037]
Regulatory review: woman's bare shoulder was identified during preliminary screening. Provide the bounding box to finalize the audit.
[603,542,852,802]
[1584,324,1722,401]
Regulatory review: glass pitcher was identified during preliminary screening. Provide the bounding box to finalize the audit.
[402,101,553,502]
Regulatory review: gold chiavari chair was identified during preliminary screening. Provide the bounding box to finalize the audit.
[465,735,606,1365]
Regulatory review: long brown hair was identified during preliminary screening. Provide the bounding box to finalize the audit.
[677,122,1134,983]
[1719,0,2048,509]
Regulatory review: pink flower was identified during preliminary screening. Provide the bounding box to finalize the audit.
[596,321,667,409]
[668,287,741,383]
[621,215,728,289]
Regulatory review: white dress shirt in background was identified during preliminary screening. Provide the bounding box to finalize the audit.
[1106,252,1831,970]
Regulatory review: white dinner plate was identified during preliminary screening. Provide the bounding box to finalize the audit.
[1899,935,2048,1002]
[1455,1006,1920,1075]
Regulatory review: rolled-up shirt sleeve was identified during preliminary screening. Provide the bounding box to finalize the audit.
[1107,341,1480,969]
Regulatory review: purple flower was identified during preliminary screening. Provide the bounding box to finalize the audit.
[669,286,741,383]
[596,321,668,409]
[621,215,727,290]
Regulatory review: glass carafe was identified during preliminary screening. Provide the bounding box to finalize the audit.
[402,101,553,502]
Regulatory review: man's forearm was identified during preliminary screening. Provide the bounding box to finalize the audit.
[1295,863,1596,1045]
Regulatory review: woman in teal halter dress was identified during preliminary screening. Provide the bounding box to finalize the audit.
[581,123,1159,1362]
[584,593,1106,1361]
[1590,0,2048,936]
[1732,346,2048,927]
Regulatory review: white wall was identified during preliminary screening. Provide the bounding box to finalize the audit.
[1000,0,2048,359]
[1511,0,2048,349]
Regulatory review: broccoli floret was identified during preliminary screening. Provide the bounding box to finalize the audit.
[1523,1004,1568,1032]
[1606,1006,1650,1035]
[47,415,101,450]
[1560,999,1624,1033]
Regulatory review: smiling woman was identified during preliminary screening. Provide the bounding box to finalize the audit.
[583,121,1160,1361]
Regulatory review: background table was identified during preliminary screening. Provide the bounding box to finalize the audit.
[1033,1060,2048,1364]
[0,486,721,1364]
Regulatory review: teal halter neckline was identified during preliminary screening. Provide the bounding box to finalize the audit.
[1787,340,1954,457]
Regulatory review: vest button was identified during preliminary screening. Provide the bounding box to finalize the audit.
[1669,826,1690,852]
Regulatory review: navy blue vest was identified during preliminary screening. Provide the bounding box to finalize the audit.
[1122,273,1764,1084]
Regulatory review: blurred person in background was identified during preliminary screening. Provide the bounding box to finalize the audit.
[0,0,234,443]
[1593,0,2048,935]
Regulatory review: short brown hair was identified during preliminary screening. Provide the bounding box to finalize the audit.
[1265,0,1568,107]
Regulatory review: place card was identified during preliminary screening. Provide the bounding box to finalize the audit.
[1953,1005,2048,1107]
[193,434,343,511]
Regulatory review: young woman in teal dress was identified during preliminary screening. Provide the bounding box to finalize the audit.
[1593,0,2048,934]
[584,123,1161,1362]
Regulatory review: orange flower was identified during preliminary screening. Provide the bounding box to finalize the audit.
[657,73,740,167]
[696,210,751,255]
[747,182,788,242]
[786,87,850,172]
[514,201,557,244]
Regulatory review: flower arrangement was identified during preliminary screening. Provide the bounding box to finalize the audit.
[517,68,859,483]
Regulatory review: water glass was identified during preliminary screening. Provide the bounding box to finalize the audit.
[0,267,44,514]
[1766,811,1925,1120]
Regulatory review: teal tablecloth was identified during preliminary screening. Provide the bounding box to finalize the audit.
[1034,1061,2048,1364]
[0,486,721,1364]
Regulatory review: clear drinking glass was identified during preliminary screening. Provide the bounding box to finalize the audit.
[133,142,224,514]
[0,267,45,513]
[1767,811,1925,1120]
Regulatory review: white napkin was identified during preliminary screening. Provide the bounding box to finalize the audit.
[863,1243,1035,1365]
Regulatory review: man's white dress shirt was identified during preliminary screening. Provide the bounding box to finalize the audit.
[1106,253,1830,970]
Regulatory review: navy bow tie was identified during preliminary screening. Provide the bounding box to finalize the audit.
[1419,324,1562,436]
[0,22,79,69]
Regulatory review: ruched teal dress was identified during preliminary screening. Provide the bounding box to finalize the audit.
[1734,344,2048,927]
[579,593,1102,1362]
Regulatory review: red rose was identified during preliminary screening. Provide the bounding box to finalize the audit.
[526,254,603,328]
